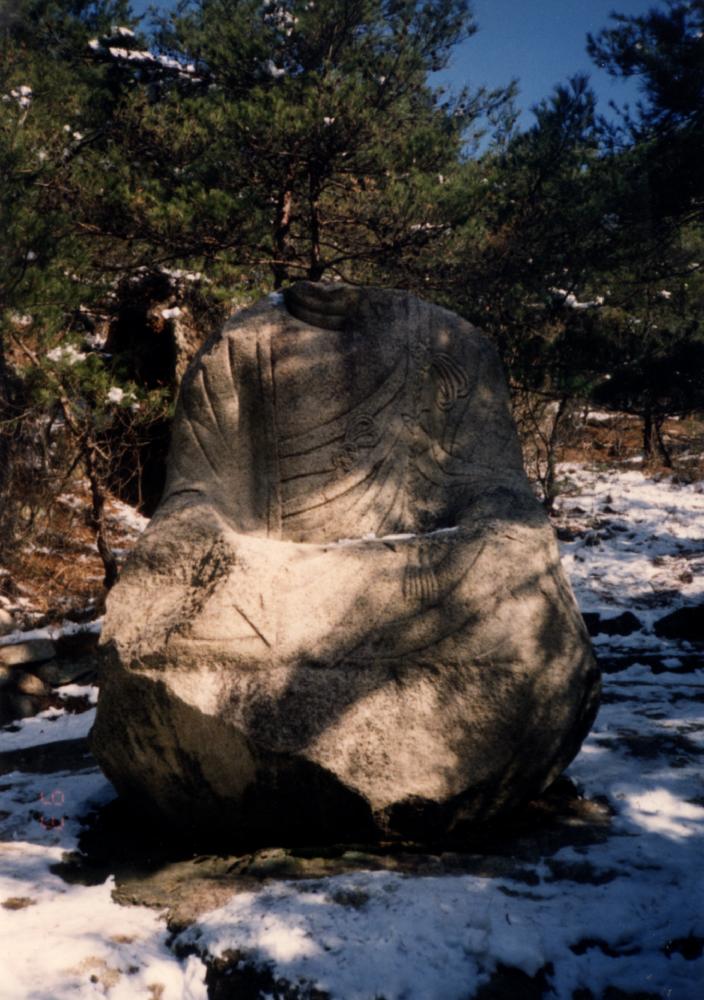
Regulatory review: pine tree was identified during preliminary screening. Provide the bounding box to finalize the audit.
[0,1,169,580]
[584,1,704,459]
[588,0,704,229]
[135,0,512,287]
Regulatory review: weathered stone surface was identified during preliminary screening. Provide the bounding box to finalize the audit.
[91,283,599,844]
[0,638,56,668]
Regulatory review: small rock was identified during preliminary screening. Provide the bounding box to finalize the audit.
[246,849,301,878]
[663,934,704,960]
[331,887,370,908]
[33,661,63,686]
[556,525,584,542]
[0,639,56,668]
[599,611,643,636]
[0,692,15,725]
[14,671,49,697]
[64,606,100,625]
[583,611,642,637]
[56,630,99,661]
[654,605,704,642]
[34,659,92,686]
[582,613,601,637]
[583,531,602,547]
[7,692,43,719]
[0,609,15,636]
[1,897,36,910]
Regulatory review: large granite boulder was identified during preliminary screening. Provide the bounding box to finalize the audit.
[91,283,599,843]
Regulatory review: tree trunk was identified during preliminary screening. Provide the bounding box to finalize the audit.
[542,395,570,513]
[0,334,12,501]
[84,440,119,590]
[653,414,672,467]
[307,174,324,281]
[272,186,294,289]
[643,407,654,461]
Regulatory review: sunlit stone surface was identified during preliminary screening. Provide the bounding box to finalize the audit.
[91,282,599,843]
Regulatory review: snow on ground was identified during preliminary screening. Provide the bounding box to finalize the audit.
[555,464,704,642]
[0,760,207,998]
[1,465,702,999]
[0,618,103,649]
[0,696,96,752]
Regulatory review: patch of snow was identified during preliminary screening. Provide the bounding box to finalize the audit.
[102,44,197,78]
[333,526,459,547]
[263,59,286,78]
[160,267,206,284]
[3,85,32,109]
[0,774,207,999]
[84,329,107,350]
[550,287,604,309]
[0,618,101,649]
[586,409,620,423]
[8,312,33,327]
[57,684,99,705]
[0,625,55,648]
[262,1,298,35]
[106,386,125,404]
[46,345,86,366]
[160,306,182,319]
[0,705,96,752]
[109,498,149,535]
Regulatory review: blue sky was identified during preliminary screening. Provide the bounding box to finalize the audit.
[440,0,653,127]
[132,0,657,128]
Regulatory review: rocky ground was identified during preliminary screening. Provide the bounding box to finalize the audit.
[0,458,702,999]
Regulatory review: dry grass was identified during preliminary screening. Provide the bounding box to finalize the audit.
[0,477,145,628]
[560,411,704,482]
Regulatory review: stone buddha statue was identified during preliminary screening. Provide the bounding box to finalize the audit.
[91,282,599,843]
